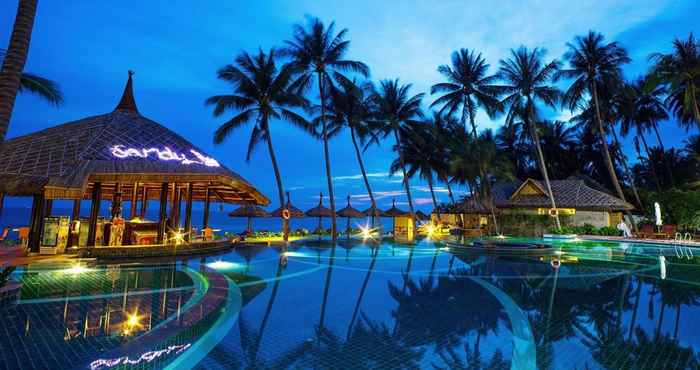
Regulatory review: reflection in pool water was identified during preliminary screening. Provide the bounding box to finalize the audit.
[1,236,700,369]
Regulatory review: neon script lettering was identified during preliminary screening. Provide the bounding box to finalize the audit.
[110,145,220,167]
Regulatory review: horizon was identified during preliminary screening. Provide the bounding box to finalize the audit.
[1,0,698,212]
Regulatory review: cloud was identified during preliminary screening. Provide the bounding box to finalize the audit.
[333,172,403,182]
[397,197,434,206]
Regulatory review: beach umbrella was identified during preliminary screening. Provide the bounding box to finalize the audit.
[383,198,407,232]
[305,192,333,234]
[415,210,430,221]
[271,192,305,218]
[337,196,364,235]
[229,204,270,233]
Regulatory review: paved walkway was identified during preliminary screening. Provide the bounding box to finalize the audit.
[0,246,78,266]
[582,235,700,247]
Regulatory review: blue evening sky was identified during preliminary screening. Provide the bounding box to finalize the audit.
[1,0,698,211]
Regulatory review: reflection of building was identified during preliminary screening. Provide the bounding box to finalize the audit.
[439,177,634,229]
[0,72,269,253]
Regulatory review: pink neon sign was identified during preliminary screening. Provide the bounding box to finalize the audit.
[110,145,220,167]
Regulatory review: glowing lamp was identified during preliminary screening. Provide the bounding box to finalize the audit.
[206,260,238,270]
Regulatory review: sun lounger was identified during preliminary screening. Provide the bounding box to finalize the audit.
[635,224,654,239]
[655,224,676,239]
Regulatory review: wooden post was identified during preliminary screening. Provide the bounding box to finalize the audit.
[87,183,101,247]
[169,183,179,230]
[202,185,211,229]
[43,199,53,217]
[129,182,138,220]
[67,199,81,248]
[28,193,45,253]
[111,183,122,219]
[157,182,168,244]
[0,193,4,221]
[184,183,193,242]
[71,199,81,220]
[140,186,148,219]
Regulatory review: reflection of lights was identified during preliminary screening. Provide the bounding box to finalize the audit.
[440,246,450,252]
[554,250,564,255]
[358,224,378,241]
[89,343,191,370]
[206,260,239,270]
[425,224,436,238]
[283,251,305,257]
[571,237,581,242]
[122,308,142,336]
[61,264,91,275]
[496,234,506,239]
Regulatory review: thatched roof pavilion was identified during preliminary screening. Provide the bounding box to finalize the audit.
[0,72,268,252]
[270,192,304,218]
[383,199,408,217]
[0,72,268,205]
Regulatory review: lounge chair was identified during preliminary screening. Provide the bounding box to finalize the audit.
[635,224,654,239]
[655,224,677,239]
[0,228,8,242]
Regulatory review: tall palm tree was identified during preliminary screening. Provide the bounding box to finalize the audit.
[373,79,424,217]
[284,17,370,241]
[558,31,631,205]
[323,74,380,226]
[0,0,38,143]
[650,33,700,131]
[205,49,311,241]
[431,49,502,232]
[494,46,563,230]
[0,49,62,106]
[391,120,441,221]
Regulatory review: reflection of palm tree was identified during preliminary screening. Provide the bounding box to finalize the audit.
[346,246,378,340]
[433,343,507,370]
[658,277,700,340]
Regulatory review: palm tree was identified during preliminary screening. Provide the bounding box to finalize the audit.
[373,79,424,217]
[323,74,380,226]
[391,120,442,221]
[431,49,502,232]
[0,49,62,106]
[558,31,631,205]
[284,17,370,241]
[494,46,563,230]
[0,0,38,143]
[649,33,700,131]
[205,49,311,241]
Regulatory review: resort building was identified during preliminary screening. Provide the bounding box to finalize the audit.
[0,72,268,256]
[437,177,634,230]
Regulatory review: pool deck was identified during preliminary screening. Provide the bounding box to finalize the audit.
[581,235,700,247]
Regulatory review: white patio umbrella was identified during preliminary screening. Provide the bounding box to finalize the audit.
[654,202,663,227]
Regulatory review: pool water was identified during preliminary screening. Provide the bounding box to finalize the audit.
[1,236,700,369]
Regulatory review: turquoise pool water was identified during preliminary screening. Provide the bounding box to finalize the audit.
[1,236,699,369]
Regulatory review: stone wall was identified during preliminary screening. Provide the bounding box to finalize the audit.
[571,211,610,228]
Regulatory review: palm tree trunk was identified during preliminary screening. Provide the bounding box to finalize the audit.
[318,245,337,330]
[252,262,284,363]
[445,181,464,228]
[467,103,500,235]
[0,0,38,143]
[318,75,337,241]
[655,302,665,338]
[652,123,675,187]
[628,278,641,342]
[393,129,415,216]
[591,83,627,203]
[264,119,289,240]
[427,175,440,223]
[350,126,377,227]
[346,249,377,341]
[639,133,662,191]
[610,126,644,214]
[527,110,561,231]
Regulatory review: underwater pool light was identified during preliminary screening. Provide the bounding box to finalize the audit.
[206,260,239,270]
[61,264,91,275]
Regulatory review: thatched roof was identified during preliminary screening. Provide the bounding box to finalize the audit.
[306,193,333,218]
[458,178,634,212]
[229,204,270,218]
[270,192,304,217]
[0,72,268,205]
[361,205,383,217]
[337,196,364,218]
[383,198,408,217]
[415,210,430,220]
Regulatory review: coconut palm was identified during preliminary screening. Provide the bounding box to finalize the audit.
[323,74,380,226]
[558,31,631,205]
[0,0,38,143]
[0,49,62,106]
[284,17,370,241]
[649,33,700,131]
[391,120,442,221]
[205,49,311,241]
[494,46,563,230]
[372,79,424,217]
[431,49,502,232]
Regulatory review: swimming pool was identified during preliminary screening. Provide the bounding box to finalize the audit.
[1,236,699,369]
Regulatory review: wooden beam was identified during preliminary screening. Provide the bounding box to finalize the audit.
[87,182,101,247]
[157,182,168,244]
[28,193,45,253]
[140,185,148,218]
[203,185,211,229]
[130,182,138,219]
[184,183,193,242]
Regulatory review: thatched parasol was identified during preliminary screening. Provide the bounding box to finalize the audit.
[337,195,365,235]
[383,198,408,217]
[229,204,270,233]
[415,210,430,221]
[270,192,305,218]
[305,192,333,234]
